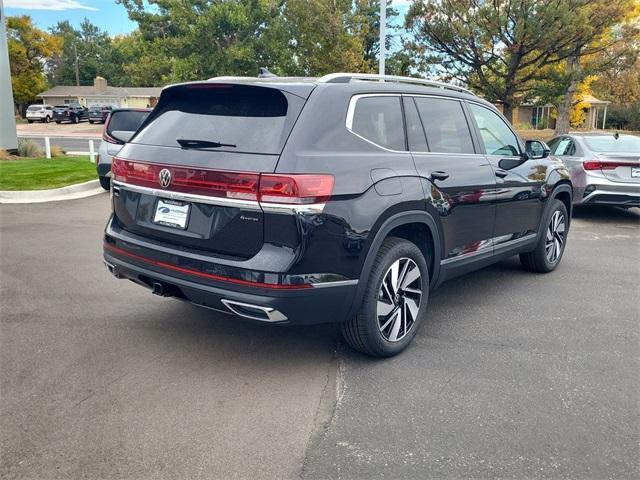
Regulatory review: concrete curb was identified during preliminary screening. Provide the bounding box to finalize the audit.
[0,180,106,204]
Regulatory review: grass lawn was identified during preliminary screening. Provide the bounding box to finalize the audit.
[0,156,97,191]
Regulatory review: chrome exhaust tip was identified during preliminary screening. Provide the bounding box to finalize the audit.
[104,260,121,278]
[221,299,287,322]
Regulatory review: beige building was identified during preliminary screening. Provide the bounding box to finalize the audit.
[497,95,611,130]
[38,77,162,108]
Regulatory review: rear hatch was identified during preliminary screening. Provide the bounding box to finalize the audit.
[111,82,312,259]
[53,106,68,119]
[583,135,640,183]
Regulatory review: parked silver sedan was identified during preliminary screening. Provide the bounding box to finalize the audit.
[547,133,640,208]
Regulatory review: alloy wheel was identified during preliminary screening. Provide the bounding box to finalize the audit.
[545,210,566,264]
[377,257,422,342]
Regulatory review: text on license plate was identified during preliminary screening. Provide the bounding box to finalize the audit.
[153,199,190,229]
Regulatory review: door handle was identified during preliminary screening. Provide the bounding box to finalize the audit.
[430,171,450,181]
[495,169,508,178]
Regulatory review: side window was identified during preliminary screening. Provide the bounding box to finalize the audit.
[468,103,520,156]
[350,96,405,151]
[403,97,429,151]
[413,97,474,154]
[551,138,575,156]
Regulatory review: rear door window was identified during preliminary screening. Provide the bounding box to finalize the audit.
[349,96,405,151]
[413,97,475,154]
[133,84,300,155]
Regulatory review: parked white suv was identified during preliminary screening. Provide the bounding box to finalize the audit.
[26,104,54,123]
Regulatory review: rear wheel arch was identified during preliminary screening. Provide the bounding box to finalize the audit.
[347,211,442,320]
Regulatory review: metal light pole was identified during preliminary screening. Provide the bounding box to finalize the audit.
[379,0,386,76]
[0,0,18,152]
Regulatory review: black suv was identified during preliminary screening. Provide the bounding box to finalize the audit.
[103,73,572,357]
[88,105,113,124]
[53,104,88,124]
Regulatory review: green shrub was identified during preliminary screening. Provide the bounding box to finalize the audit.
[605,103,640,131]
[17,139,43,158]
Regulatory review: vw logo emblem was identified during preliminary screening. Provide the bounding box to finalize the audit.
[158,168,171,188]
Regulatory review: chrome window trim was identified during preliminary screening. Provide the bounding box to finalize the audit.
[345,93,488,156]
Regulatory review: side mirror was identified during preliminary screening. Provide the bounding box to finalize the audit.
[525,140,551,159]
[110,130,135,144]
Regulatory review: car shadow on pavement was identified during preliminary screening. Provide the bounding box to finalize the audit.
[131,298,340,365]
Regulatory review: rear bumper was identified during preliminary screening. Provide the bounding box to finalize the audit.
[575,185,640,207]
[103,219,359,325]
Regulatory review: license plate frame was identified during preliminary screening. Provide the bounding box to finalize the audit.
[153,199,190,230]
[631,167,640,178]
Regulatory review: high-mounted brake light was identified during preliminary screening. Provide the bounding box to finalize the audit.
[583,160,636,171]
[112,158,335,206]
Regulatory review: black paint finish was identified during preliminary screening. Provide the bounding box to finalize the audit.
[105,79,572,325]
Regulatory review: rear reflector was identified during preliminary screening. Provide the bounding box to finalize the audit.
[583,160,636,171]
[112,158,334,205]
[104,243,312,289]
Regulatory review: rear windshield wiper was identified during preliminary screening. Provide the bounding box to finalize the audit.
[176,138,237,149]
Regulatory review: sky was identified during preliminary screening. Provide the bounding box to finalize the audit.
[5,0,411,37]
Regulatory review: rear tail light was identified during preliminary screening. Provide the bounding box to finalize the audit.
[258,174,334,204]
[112,158,334,205]
[583,160,635,171]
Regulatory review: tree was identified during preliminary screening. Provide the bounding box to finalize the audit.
[552,0,638,134]
[48,19,114,86]
[7,16,61,114]
[404,0,632,123]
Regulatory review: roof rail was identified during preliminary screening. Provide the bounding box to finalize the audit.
[317,73,475,96]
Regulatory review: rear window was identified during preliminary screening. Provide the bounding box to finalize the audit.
[132,84,297,155]
[27,105,43,111]
[583,135,640,153]
[107,111,150,135]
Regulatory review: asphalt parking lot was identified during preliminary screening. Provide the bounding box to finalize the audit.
[1,195,638,479]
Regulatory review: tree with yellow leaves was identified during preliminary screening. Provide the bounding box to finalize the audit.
[7,16,61,115]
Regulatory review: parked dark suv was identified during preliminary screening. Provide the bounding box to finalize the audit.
[88,105,113,124]
[53,104,88,124]
[103,73,572,357]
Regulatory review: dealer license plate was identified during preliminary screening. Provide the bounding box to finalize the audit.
[153,199,190,229]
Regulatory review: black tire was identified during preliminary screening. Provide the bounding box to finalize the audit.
[99,176,111,191]
[341,237,429,357]
[73,116,79,124]
[520,199,569,273]
[55,121,61,124]
[44,116,50,123]
[28,120,33,124]
[89,120,94,124]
